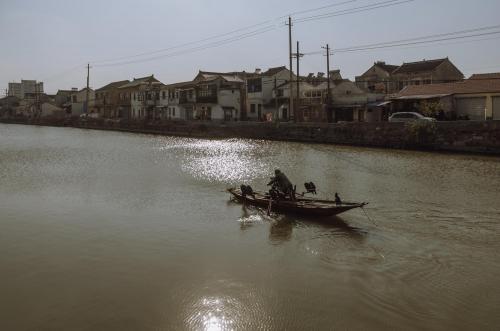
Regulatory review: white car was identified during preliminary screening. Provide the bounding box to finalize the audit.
[389,112,436,123]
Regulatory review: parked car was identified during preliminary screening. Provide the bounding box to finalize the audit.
[388,112,436,123]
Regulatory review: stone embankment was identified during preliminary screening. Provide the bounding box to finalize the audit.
[2,117,500,155]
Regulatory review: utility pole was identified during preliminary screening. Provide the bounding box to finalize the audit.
[274,76,278,122]
[287,16,293,121]
[322,44,332,122]
[86,63,90,114]
[294,41,304,122]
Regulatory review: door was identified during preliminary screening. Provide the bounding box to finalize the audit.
[493,96,500,120]
[456,97,486,121]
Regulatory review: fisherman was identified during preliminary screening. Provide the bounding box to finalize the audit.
[335,193,342,205]
[268,169,295,201]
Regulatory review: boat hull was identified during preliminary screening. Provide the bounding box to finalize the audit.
[227,188,367,217]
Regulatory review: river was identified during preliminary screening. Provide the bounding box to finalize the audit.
[1,123,499,330]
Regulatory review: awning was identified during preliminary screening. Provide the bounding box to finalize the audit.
[377,101,392,106]
[367,101,391,107]
[393,94,451,100]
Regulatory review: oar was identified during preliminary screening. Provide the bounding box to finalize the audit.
[267,197,273,216]
[361,206,377,227]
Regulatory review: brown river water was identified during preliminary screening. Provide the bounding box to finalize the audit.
[1,123,499,330]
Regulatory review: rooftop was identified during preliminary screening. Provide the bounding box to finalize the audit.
[96,80,130,91]
[392,58,448,75]
[395,79,500,98]
[374,62,399,73]
[118,75,159,89]
[469,72,500,80]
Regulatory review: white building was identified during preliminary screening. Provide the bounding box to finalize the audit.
[8,80,44,100]
[176,71,245,121]
[159,82,193,120]
[69,88,95,116]
[246,66,295,121]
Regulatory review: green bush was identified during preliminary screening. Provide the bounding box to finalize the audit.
[405,120,437,147]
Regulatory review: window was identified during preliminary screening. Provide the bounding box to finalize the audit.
[133,93,136,101]
[173,108,175,116]
[258,104,262,113]
[188,90,193,99]
[198,84,213,97]
[250,104,256,113]
[162,91,166,99]
[175,91,179,99]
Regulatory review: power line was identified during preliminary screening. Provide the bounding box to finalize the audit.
[91,0,415,67]
[277,0,360,19]
[94,26,277,67]
[333,24,500,52]
[92,20,274,65]
[293,0,415,24]
[300,25,500,56]
[333,30,500,53]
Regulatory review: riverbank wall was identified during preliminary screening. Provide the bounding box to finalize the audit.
[2,118,500,155]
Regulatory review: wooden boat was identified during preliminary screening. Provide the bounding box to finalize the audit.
[227,187,368,217]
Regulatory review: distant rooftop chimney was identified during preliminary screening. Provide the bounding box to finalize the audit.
[255,68,262,74]
[376,61,386,65]
[317,72,325,78]
[329,70,342,80]
[71,87,78,91]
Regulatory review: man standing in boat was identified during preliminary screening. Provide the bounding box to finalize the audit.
[268,169,295,201]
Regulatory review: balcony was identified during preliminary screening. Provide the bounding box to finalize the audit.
[196,95,218,104]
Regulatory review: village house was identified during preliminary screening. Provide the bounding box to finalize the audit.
[275,70,384,123]
[95,80,130,118]
[117,75,160,119]
[159,81,194,121]
[355,58,464,95]
[55,89,75,108]
[274,79,327,122]
[246,66,295,121]
[355,61,399,94]
[130,81,164,120]
[392,75,500,120]
[173,71,245,121]
[68,87,95,117]
[392,58,464,91]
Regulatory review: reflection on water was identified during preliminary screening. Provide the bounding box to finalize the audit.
[1,124,500,330]
[187,296,235,331]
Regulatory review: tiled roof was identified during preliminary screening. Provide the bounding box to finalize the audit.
[392,58,448,75]
[469,72,500,80]
[395,79,500,98]
[376,63,399,73]
[118,75,159,88]
[262,66,288,76]
[162,81,195,89]
[96,80,130,91]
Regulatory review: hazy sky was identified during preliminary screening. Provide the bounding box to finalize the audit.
[1,0,500,94]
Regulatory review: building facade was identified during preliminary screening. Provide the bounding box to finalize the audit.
[95,80,130,118]
[8,80,44,100]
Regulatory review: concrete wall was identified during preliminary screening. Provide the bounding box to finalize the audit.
[3,118,500,155]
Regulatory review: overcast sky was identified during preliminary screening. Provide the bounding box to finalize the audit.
[1,0,500,94]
